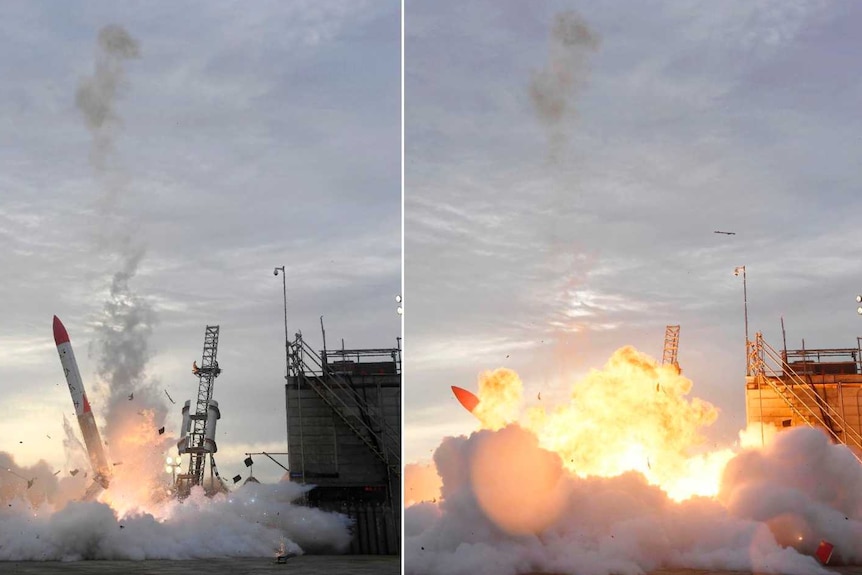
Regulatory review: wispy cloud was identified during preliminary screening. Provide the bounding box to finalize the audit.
[406,1,862,462]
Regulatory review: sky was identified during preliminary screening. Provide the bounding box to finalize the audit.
[405,1,862,464]
[0,0,401,485]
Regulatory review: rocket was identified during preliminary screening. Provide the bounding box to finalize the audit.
[451,385,480,414]
[53,315,111,489]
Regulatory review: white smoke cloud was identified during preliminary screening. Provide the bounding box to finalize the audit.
[405,424,843,575]
[720,426,862,564]
[0,473,352,560]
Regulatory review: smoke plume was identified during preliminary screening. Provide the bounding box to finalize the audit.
[75,24,168,500]
[75,24,140,174]
[529,11,600,161]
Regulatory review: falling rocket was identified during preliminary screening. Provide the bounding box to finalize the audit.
[451,385,480,414]
[53,315,111,490]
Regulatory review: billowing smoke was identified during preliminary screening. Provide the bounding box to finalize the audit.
[406,425,837,575]
[529,11,600,161]
[0,473,352,559]
[720,427,862,563]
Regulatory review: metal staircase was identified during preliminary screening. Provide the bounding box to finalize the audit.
[749,332,862,460]
[290,334,400,475]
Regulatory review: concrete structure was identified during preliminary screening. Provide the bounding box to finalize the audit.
[744,332,862,456]
[285,334,401,554]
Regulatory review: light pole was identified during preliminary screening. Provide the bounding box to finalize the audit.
[734,266,749,375]
[273,266,289,453]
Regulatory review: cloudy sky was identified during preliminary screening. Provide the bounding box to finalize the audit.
[0,1,400,484]
[405,1,862,463]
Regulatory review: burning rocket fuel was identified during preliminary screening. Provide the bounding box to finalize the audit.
[53,315,111,490]
[451,385,480,414]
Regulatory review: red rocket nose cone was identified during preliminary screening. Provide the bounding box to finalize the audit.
[53,315,70,345]
[451,385,480,413]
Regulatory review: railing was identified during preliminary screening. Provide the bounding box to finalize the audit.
[292,336,400,474]
[751,332,862,460]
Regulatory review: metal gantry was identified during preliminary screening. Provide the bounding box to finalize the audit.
[176,325,221,494]
[662,325,680,373]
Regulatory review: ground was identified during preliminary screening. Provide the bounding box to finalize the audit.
[6,559,862,575]
[1,555,400,575]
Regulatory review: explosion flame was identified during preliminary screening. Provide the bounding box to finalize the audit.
[406,345,862,575]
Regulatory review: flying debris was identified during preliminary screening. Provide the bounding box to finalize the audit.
[164,389,176,404]
[4,468,36,489]
[713,230,736,235]
[53,315,111,493]
[128,393,134,401]
[158,426,165,435]
[451,386,480,414]
[816,540,835,565]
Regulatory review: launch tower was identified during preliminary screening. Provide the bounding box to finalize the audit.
[176,325,223,495]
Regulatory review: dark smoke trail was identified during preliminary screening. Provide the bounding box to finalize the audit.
[75,24,140,175]
[529,11,600,162]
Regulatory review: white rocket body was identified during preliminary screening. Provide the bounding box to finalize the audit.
[53,315,111,489]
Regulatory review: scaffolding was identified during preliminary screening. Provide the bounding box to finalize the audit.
[662,325,680,372]
[176,325,223,495]
[747,332,862,461]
